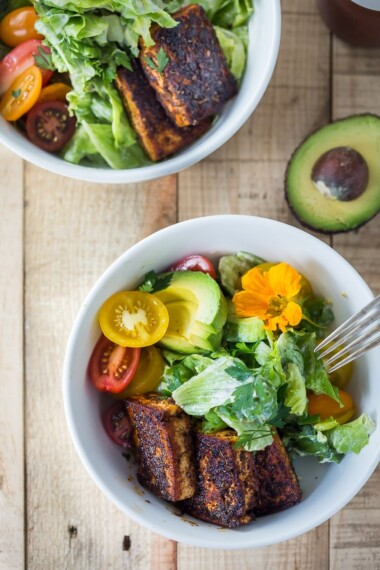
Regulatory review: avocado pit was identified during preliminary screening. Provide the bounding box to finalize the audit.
[311,146,369,201]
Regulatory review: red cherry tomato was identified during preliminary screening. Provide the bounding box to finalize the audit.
[0,39,53,97]
[103,401,132,448]
[26,100,76,152]
[169,255,216,278]
[89,335,141,394]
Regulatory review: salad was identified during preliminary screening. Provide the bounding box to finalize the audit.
[0,0,253,168]
[87,251,375,526]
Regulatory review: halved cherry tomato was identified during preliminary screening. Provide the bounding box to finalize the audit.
[37,82,71,104]
[0,39,53,97]
[0,65,42,121]
[115,346,165,398]
[308,389,355,424]
[169,255,216,278]
[26,100,76,152]
[99,291,169,348]
[0,7,43,48]
[103,401,131,448]
[89,334,141,393]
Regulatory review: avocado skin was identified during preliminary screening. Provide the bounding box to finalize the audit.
[284,114,380,234]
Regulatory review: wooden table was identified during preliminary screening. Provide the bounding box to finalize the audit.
[1,2,380,569]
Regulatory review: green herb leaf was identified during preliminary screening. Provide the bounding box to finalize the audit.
[225,364,251,382]
[234,427,273,451]
[157,47,169,73]
[139,270,172,293]
[144,48,169,74]
[34,46,54,70]
[12,89,22,98]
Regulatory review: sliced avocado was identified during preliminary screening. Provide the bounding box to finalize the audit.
[285,114,380,233]
[155,271,228,354]
[224,300,266,343]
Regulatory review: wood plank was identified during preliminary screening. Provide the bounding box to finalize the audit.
[178,523,329,570]
[0,146,24,570]
[212,11,330,163]
[24,167,177,570]
[178,5,332,568]
[330,36,380,570]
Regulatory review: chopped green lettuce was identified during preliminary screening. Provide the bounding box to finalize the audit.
[281,424,342,464]
[277,331,341,404]
[327,414,375,454]
[284,363,307,416]
[214,26,248,80]
[172,355,249,415]
[218,251,265,295]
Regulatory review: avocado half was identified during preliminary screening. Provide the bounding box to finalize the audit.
[285,114,380,233]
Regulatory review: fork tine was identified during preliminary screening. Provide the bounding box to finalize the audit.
[315,296,380,352]
[316,306,380,360]
[322,323,380,368]
[327,333,380,373]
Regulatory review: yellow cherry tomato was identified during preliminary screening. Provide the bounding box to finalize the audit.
[0,7,43,47]
[37,82,71,104]
[328,361,354,389]
[317,340,354,388]
[0,65,42,121]
[115,346,165,398]
[99,291,169,348]
[308,389,355,424]
[255,262,313,298]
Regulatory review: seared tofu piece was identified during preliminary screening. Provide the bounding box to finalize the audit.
[254,431,302,515]
[115,63,210,162]
[140,4,237,127]
[182,429,258,528]
[125,394,196,501]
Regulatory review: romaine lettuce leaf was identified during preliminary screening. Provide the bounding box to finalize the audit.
[284,362,307,415]
[327,414,375,454]
[214,25,248,80]
[277,331,341,404]
[172,356,249,415]
[281,424,342,463]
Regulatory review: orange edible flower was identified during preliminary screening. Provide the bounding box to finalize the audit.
[233,262,303,333]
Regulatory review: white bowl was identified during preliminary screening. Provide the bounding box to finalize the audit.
[0,0,281,183]
[63,215,380,549]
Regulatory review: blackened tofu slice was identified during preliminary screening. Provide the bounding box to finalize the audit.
[115,63,211,162]
[254,431,302,515]
[182,429,258,528]
[125,394,196,501]
[140,4,237,127]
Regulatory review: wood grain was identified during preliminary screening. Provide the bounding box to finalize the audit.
[0,147,24,570]
[23,168,177,570]
[1,2,379,569]
[329,36,380,570]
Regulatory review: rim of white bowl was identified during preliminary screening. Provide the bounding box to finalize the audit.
[0,0,281,183]
[63,215,380,549]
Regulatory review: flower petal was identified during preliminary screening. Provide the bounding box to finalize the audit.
[267,262,302,298]
[241,266,274,300]
[233,290,269,319]
[282,301,302,326]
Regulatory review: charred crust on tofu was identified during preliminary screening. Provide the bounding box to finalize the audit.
[182,429,257,528]
[125,394,196,502]
[254,431,302,515]
[115,62,211,162]
[140,4,237,127]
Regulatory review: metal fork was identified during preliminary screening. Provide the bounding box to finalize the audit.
[315,295,380,373]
